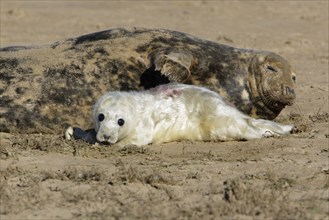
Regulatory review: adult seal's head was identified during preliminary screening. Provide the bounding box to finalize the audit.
[248,52,296,119]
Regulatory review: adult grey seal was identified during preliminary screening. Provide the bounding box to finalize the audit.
[0,27,296,133]
[65,83,293,146]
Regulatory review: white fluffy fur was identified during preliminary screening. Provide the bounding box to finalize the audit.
[93,83,293,147]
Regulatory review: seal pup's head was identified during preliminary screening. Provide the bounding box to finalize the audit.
[93,92,135,144]
[249,52,296,118]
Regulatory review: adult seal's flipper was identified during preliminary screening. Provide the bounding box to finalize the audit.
[150,47,194,82]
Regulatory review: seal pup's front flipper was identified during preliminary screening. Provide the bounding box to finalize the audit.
[150,47,194,82]
[65,126,97,144]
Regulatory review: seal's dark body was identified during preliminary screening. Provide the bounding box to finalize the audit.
[0,28,287,133]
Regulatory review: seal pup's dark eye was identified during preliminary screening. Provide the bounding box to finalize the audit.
[118,118,125,126]
[266,65,277,73]
[98,113,105,122]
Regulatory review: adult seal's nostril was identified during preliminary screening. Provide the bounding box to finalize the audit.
[285,86,295,95]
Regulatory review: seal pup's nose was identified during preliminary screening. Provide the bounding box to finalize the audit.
[103,134,111,141]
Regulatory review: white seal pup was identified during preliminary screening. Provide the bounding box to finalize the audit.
[92,83,293,147]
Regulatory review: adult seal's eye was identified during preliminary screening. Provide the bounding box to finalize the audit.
[265,65,277,73]
[98,113,105,122]
[117,118,125,126]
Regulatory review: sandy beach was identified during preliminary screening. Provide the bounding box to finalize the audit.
[0,1,328,219]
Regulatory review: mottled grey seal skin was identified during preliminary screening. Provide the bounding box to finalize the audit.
[0,27,296,133]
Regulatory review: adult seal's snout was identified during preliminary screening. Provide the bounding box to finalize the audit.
[284,85,295,96]
[283,85,296,105]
